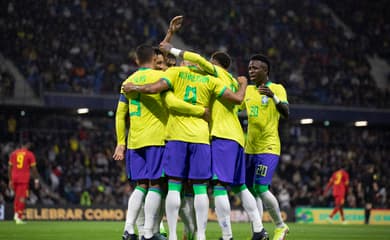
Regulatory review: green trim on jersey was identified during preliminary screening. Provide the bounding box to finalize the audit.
[212,65,218,77]
[138,67,151,71]
[217,86,228,98]
[162,78,173,90]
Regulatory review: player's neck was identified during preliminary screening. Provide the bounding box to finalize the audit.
[139,63,153,69]
[256,77,269,87]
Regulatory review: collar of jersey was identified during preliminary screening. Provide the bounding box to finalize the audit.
[138,67,151,71]
[265,81,272,87]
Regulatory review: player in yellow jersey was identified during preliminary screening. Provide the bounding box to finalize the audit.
[131,47,167,240]
[153,47,195,240]
[122,60,248,240]
[242,54,289,240]
[159,40,269,240]
[113,44,207,240]
[153,19,197,240]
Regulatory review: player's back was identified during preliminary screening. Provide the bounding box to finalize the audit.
[210,65,245,147]
[123,68,168,149]
[9,148,35,183]
[331,169,349,195]
[163,66,227,144]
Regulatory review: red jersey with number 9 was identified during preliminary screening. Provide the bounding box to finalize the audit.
[9,148,36,183]
[329,169,349,196]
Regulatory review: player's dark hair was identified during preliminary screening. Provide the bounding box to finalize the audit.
[153,47,164,56]
[166,53,177,67]
[211,51,231,69]
[136,44,154,65]
[250,54,271,76]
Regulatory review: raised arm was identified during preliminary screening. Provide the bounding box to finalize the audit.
[162,15,184,43]
[160,42,216,76]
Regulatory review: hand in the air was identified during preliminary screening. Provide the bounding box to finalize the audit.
[169,15,183,33]
[237,76,248,86]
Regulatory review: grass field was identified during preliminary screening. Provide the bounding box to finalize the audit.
[0,221,389,240]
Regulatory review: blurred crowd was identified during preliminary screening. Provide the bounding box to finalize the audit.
[1,0,389,107]
[0,66,14,98]
[0,113,388,210]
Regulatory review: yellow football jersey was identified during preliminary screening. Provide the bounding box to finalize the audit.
[242,82,288,155]
[163,66,227,144]
[121,68,167,149]
[183,52,245,146]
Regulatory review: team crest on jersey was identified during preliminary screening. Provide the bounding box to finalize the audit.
[261,96,269,105]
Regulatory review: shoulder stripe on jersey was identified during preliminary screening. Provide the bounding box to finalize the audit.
[119,94,128,103]
[217,86,228,98]
[212,65,218,77]
[162,78,173,90]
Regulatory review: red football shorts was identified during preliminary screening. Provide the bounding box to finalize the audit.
[12,182,29,199]
[334,194,345,206]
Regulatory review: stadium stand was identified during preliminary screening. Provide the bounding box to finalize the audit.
[0,111,388,209]
[1,0,389,107]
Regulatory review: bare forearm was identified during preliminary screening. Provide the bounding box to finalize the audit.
[123,80,168,97]
[276,103,289,119]
[163,29,174,43]
[235,83,248,103]
[31,167,40,179]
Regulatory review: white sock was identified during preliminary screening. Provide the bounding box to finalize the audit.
[144,188,162,238]
[260,191,285,228]
[179,194,196,238]
[193,185,209,240]
[166,189,181,240]
[153,198,165,234]
[125,187,146,234]
[256,196,264,220]
[136,203,145,237]
[214,192,232,239]
[239,188,263,232]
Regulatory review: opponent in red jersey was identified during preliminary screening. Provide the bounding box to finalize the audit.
[8,142,40,224]
[323,168,350,223]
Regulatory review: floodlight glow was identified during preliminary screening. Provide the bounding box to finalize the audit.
[300,118,313,124]
[354,121,367,127]
[77,108,89,114]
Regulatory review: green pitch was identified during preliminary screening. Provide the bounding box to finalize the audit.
[0,221,389,240]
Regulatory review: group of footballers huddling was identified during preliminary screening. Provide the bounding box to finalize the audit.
[113,16,290,240]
